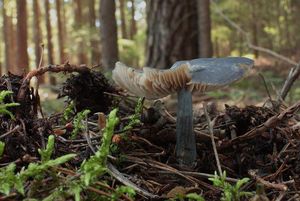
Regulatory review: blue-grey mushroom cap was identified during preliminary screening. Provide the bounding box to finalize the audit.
[172,57,253,86]
[112,57,253,99]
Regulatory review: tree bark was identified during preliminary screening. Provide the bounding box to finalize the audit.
[33,0,43,67]
[89,0,101,64]
[197,0,213,57]
[45,0,54,64]
[3,0,16,74]
[33,0,45,82]
[45,0,56,84]
[250,0,259,58]
[16,0,29,75]
[291,0,300,48]
[74,0,88,64]
[145,0,198,69]
[100,0,119,70]
[56,0,66,63]
[119,0,128,39]
[129,0,137,39]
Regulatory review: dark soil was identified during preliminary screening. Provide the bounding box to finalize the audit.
[59,71,117,113]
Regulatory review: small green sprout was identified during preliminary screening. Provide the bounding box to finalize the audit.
[0,135,76,196]
[0,90,20,120]
[0,163,23,195]
[0,141,4,159]
[123,98,143,131]
[81,108,119,186]
[71,109,91,139]
[38,135,55,162]
[185,193,205,201]
[172,193,205,201]
[209,171,253,201]
[63,101,75,121]
[111,186,136,200]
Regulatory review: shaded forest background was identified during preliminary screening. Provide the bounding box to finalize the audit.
[0,0,300,82]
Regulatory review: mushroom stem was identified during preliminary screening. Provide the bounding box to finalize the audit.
[176,88,197,166]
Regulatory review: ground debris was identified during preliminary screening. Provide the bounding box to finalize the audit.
[1,68,300,200]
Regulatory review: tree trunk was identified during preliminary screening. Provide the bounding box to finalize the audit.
[89,0,101,64]
[3,1,16,74]
[197,0,213,57]
[62,0,68,43]
[45,0,56,84]
[33,0,42,67]
[283,5,291,48]
[119,0,128,39]
[250,0,259,58]
[129,0,137,39]
[33,0,45,82]
[100,0,119,70]
[16,0,29,75]
[56,0,66,63]
[145,0,198,69]
[291,0,300,48]
[74,0,88,64]
[275,0,283,47]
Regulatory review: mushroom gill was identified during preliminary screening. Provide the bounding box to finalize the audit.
[112,62,192,99]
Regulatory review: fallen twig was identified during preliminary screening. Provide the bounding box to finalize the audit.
[107,162,159,199]
[17,62,90,102]
[248,170,288,191]
[278,61,300,102]
[204,103,222,176]
[0,125,21,140]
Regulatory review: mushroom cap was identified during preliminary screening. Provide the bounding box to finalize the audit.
[112,57,254,99]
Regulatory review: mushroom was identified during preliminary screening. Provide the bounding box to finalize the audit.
[112,57,254,166]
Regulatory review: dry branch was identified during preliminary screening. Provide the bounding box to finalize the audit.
[278,61,300,102]
[204,103,222,176]
[248,170,288,191]
[17,62,90,102]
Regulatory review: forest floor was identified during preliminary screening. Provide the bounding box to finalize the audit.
[0,59,300,201]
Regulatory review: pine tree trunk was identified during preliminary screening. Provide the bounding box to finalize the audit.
[197,0,213,57]
[3,1,15,73]
[145,0,198,69]
[89,0,101,64]
[33,0,45,82]
[100,0,119,70]
[16,0,29,75]
[119,0,128,39]
[250,0,259,58]
[33,0,42,67]
[129,0,137,39]
[62,1,68,43]
[74,0,88,64]
[291,0,300,48]
[56,0,66,63]
[45,0,56,84]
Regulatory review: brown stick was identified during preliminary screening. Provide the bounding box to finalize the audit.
[248,170,288,191]
[204,103,222,176]
[278,62,300,102]
[17,62,90,102]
